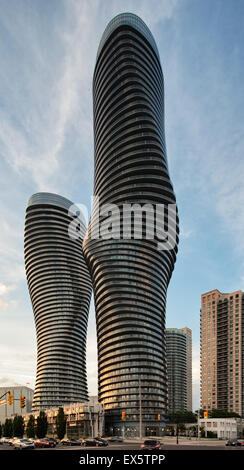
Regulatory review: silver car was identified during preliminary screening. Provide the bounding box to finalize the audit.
[9,437,20,446]
[1,437,10,444]
[14,438,35,450]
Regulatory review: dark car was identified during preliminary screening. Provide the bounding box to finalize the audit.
[35,438,56,448]
[226,439,242,447]
[141,439,161,450]
[61,438,81,446]
[47,437,58,444]
[84,439,97,447]
[94,438,108,447]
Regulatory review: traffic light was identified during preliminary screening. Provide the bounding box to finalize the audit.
[204,411,208,419]
[20,396,25,408]
[8,393,14,406]
[157,414,161,421]
[121,411,126,421]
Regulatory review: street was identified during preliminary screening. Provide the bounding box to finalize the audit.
[1,437,244,451]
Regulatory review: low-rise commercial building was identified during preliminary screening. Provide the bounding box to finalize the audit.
[0,386,33,424]
[23,398,104,438]
[199,418,243,439]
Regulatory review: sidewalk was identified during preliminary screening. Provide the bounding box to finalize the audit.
[162,437,226,446]
[123,436,227,446]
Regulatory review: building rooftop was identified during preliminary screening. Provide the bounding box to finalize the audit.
[96,12,160,61]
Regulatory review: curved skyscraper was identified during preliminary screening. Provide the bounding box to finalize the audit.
[24,193,92,411]
[83,13,179,435]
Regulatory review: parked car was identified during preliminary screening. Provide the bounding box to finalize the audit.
[237,440,244,446]
[1,437,10,444]
[14,439,35,450]
[141,439,161,450]
[43,438,57,447]
[226,439,242,447]
[34,438,56,448]
[47,437,58,445]
[94,437,108,447]
[108,436,124,442]
[9,437,20,446]
[61,438,81,446]
[83,439,97,447]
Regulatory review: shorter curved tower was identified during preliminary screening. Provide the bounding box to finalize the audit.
[24,193,92,411]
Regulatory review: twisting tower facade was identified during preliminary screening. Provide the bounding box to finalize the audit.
[83,13,179,434]
[24,193,92,411]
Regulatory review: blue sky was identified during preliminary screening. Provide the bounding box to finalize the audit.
[0,0,243,411]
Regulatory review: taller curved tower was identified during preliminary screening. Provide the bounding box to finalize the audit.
[24,193,92,411]
[83,13,179,435]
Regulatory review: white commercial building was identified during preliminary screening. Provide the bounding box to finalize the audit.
[199,418,243,439]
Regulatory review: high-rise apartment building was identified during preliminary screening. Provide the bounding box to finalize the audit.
[181,327,192,411]
[24,193,92,411]
[201,289,244,416]
[83,13,179,436]
[166,328,192,413]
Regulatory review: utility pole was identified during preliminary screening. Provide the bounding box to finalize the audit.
[139,379,142,439]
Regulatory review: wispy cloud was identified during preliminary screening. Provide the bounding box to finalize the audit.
[166,31,244,255]
[0,0,180,191]
[0,205,25,285]
[0,282,16,310]
[180,227,193,240]
[0,337,36,388]
[0,282,16,296]
[0,0,95,191]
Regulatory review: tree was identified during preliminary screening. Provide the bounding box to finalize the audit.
[56,407,66,440]
[35,411,48,438]
[26,415,35,438]
[13,415,25,437]
[198,408,241,419]
[167,411,197,424]
[188,425,197,437]
[3,418,13,437]
[209,408,241,419]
